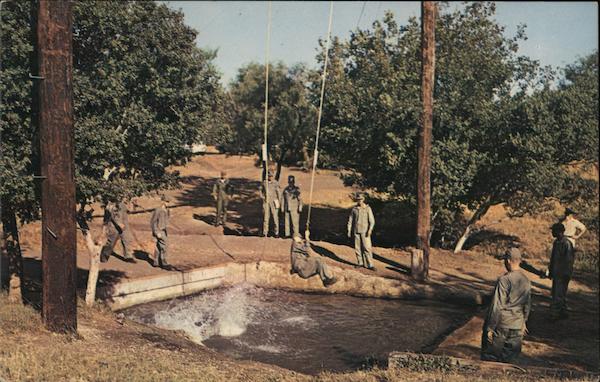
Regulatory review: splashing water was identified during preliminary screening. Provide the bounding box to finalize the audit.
[124,284,475,374]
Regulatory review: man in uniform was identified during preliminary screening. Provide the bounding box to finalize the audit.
[100,200,135,263]
[283,175,302,238]
[212,171,234,226]
[261,171,282,237]
[151,195,170,269]
[290,232,337,287]
[347,193,375,269]
[548,222,575,320]
[481,247,531,363]
[561,207,587,248]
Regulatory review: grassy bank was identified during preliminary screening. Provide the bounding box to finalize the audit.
[1,293,596,382]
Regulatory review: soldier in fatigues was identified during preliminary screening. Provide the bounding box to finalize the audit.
[100,200,135,263]
[347,194,375,269]
[151,195,170,269]
[290,232,337,287]
[283,175,302,238]
[261,172,282,237]
[561,207,587,248]
[212,171,234,226]
[481,248,531,363]
[548,223,575,320]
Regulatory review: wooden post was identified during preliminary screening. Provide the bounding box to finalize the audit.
[38,0,77,332]
[414,1,436,281]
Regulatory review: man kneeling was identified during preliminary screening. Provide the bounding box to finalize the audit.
[481,247,531,363]
[290,232,337,287]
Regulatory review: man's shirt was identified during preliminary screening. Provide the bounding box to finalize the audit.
[485,270,531,331]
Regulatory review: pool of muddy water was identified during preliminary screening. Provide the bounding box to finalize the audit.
[123,284,475,374]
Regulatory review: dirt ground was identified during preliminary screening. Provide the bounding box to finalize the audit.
[9,152,600,379]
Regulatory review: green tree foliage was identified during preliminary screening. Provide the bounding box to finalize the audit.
[318,2,598,247]
[1,1,222,297]
[223,62,317,179]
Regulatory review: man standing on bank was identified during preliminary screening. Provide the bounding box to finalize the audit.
[561,207,587,248]
[548,222,575,320]
[283,175,302,238]
[261,171,282,237]
[481,247,531,363]
[100,200,136,263]
[347,193,376,270]
[212,171,234,227]
[151,194,171,269]
[290,231,337,287]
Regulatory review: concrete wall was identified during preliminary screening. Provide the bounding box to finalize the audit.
[102,261,484,310]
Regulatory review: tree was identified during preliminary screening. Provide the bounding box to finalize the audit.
[224,62,318,179]
[317,2,598,250]
[1,1,223,303]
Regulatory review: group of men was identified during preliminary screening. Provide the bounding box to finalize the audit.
[480,207,587,363]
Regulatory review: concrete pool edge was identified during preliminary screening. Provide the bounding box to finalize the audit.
[99,261,486,310]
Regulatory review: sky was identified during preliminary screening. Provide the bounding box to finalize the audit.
[163,1,599,87]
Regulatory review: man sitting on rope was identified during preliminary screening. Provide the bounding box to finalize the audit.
[290,231,337,287]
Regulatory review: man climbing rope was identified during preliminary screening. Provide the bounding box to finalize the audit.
[347,193,375,270]
[283,175,302,238]
[289,231,337,287]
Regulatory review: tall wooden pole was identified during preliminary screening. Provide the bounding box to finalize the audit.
[38,0,77,332]
[414,1,436,281]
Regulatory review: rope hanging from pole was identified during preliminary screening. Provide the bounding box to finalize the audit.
[262,1,272,222]
[305,1,334,233]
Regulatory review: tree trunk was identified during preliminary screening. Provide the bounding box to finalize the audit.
[275,146,290,181]
[302,144,311,172]
[453,202,492,253]
[76,206,106,306]
[1,208,23,304]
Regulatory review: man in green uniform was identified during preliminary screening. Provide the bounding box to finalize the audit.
[100,200,135,263]
[290,232,337,287]
[481,248,531,363]
[151,195,170,269]
[283,175,302,238]
[212,171,234,226]
[261,171,282,237]
[347,193,375,269]
[548,222,575,320]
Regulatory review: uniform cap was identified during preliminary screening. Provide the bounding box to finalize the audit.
[565,207,577,215]
[502,247,522,262]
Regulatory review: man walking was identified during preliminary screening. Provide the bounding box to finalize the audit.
[290,232,337,287]
[100,200,135,263]
[261,171,282,237]
[548,222,575,320]
[283,175,302,238]
[347,193,375,269]
[561,207,587,248]
[481,247,531,363]
[212,171,234,226]
[151,195,170,269]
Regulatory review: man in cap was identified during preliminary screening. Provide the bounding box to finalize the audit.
[212,170,234,226]
[261,171,282,237]
[481,247,531,363]
[347,193,376,269]
[151,194,171,269]
[283,175,302,238]
[561,207,587,248]
[290,231,337,287]
[548,222,575,320]
[100,199,135,263]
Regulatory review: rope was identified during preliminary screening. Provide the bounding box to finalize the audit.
[261,1,272,250]
[305,1,334,233]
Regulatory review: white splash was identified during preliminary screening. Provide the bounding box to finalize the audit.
[152,283,260,343]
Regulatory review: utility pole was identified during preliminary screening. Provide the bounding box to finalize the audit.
[38,0,77,332]
[413,1,436,281]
